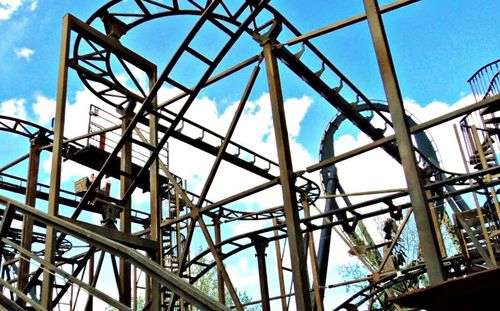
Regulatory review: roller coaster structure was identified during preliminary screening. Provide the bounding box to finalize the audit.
[0,0,499,310]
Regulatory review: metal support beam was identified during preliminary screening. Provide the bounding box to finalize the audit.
[3,238,133,311]
[120,114,133,307]
[214,218,225,305]
[363,0,445,283]
[199,216,243,310]
[0,153,29,174]
[303,200,324,311]
[1,195,228,311]
[149,70,162,311]
[272,218,288,311]
[252,235,271,311]
[263,41,312,310]
[17,142,41,300]
[307,94,499,173]
[41,14,71,308]
[287,0,419,45]
[88,250,95,310]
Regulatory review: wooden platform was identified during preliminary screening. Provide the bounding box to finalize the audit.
[389,267,500,310]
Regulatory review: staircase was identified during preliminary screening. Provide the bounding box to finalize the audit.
[468,138,497,170]
[454,207,500,264]
[481,101,500,138]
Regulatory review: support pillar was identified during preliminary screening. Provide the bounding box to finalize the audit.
[18,140,41,301]
[252,235,271,311]
[272,218,287,311]
[214,218,225,305]
[363,0,445,283]
[88,252,95,310]
[263,40,312,310]
[149,71,162,311]
[303,198,324,311]
[120,113,133,307]
[41,14,71,308]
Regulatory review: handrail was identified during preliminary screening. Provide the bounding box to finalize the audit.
[467,59,500,101]
[467,59,500,83]
[483,71,500,99]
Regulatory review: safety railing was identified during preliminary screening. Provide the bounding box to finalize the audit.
[467,59,500,101]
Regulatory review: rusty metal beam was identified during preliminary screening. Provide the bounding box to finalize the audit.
[252,235,271,311]
[0,153,29,174]
[307,93,500,174]
[61,218,157,252]
[3,238,133,311]
[273,218,288,311]
[364,0,445,283]
[215,218,225,305]
[196,63,260,207]
[17,142,41,299]
[198,216,243,310]
[149,70,162,311]
[67,14,156,74]
[41,14,71,308]
[287,0,420,45]
[0,195,229,311]
[120,114,133,307]
[263,41,312,310]
[0,277,43,311]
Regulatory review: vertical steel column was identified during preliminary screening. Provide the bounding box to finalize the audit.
[88,252,95,310]
[120,114,133,307]
[133,266,138,311]
[149,71,162,311]
[263,42,312,310]
[41,14,71,308]
[272,218,287,311]
[363,0,445,283]
[303,199,324,311]
[214,218,225,305]
[175,189,186,310]
[17,141,41,300]
[252,236,271,311]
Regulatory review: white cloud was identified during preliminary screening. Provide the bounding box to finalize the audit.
[0,97,26,119]
[0,0,22,20]
[0,0,37,20]
[39,88,105,183]
[165,91,316,209]
[64,88,100,138]
[28,0,37,11]
[322,94,479,278]
[42,154,96,185]
[15,47,33,60]
[226,255,260,289]
[403,94,476,173]
[331,94,478,202]
[32,94,55,125]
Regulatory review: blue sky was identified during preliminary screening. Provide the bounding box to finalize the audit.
[1,1,498,105]
[0,0,499,308]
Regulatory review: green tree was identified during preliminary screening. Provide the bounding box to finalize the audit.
[190,253,261,310]
[106,255,260,310]
[105,295,144,311]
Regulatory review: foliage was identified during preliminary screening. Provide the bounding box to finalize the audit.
[337,215,424,309]
[191,252,261,310]
[105,295,144,311]
[106,249,261,310]
[337,261,371,293]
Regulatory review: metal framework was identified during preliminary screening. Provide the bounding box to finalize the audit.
[0,0,499,310]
